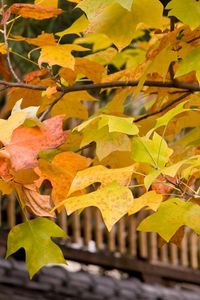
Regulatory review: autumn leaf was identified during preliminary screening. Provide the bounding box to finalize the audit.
[131,133,173,169]
[59,57,105,84]
[38,44,88,69]
[138,198,200,242]
[166,0,200,29]
[23,69,49,83]
[75,33,112,52]
[6,218,67,278]
[0,180,13,195]
[5,116,66,171]
[128,191,163,215]
[24,33,57,47]
[63,181,134,231]
[175,48,200,83]
[68,165,134,195]
[10,3,63,20]
[51,91,97,120]
[0,43,7,55]
[56,15,89,37]
[80,123,132,160]
[34,0,59,8]
[15,183,54,218]
[36,152,91,205]
[0,111,27,145]
[78,0,164,49]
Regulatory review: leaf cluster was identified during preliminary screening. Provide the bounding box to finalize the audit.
[0,0,200,278]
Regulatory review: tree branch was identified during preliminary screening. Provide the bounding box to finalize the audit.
[0,79,200,92]
[135,92,191,123]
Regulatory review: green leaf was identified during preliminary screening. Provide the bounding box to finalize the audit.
[74,115,137,160]
[131,132,173,168]
[78,0,163,49]
[81,123,131,160]
[6,218,67,278]
[138,198,200,242]
[75,114,139,135]
[175,48,200,83]
[98,115,139,135]
[62,181,134,231]
[147,101,189,137]
[166,0,200,29]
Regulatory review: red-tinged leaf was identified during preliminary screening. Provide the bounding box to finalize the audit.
[0,54,11,81]
[23,69,49,83]
[5,116,66,171]
[9,4,63,20]
[151,175,177,195]
[0,153,13,181]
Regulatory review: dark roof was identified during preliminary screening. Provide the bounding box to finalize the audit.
[0,258,200,300]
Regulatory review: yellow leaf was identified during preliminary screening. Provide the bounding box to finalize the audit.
[0,180,13,195]
[80,123,131,160]
[38,44,88,68]
[68,164,134,195]
[95,151,134,168]
[128,191,163,215]
[0,111,28,145]
[59,57,105,84]
[78,0,164,49]
[0,43,7,55]
[56,15,89,37]
[51,91,97,120]
[75,33,112,52]
[64,181,134,231]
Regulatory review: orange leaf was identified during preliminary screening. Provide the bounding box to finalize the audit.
[36,152,91,205]
[10,4,63,20]
[25,33,57,47]
[0,152,13,181]
[5,116,66,171]
[23,69,49,83]
[44,86,58,99]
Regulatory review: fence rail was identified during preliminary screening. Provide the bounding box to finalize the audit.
[2,197,200,271]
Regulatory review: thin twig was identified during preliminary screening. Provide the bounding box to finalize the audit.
[1,0,21,82]
[39,92,66,121]
[135,92,191,123]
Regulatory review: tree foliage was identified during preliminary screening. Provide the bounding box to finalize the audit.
[0,0,200,277]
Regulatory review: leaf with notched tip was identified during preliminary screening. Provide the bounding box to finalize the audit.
[138,198,200,242]
[63,181,134,231]
[6,218,67,278]
[68,164,134,196]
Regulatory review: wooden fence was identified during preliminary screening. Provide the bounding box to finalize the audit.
[3,197,200,271]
